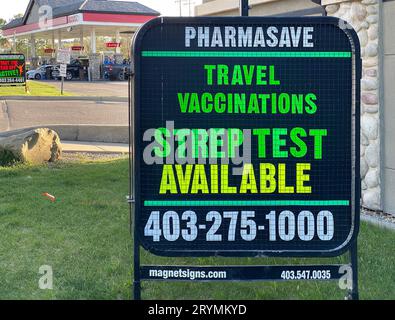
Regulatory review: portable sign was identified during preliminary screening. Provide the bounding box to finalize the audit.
[59,64,67,78]
[56,49,71,65]
[0,54,26,86]
[131,16,361,299]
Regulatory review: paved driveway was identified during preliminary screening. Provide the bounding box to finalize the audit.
[40,80,129,98]
[0,99,128,132]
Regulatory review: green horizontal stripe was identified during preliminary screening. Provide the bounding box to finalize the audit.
[144,200,350,207]
[141,51,352,58]
[0,56,24,60]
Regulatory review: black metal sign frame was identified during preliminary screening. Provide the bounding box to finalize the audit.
[130,14,361,300]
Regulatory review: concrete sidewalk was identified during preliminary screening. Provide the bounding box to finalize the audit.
[62,141,129,153]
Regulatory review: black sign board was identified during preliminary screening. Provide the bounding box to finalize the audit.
[131,16,361,299]
[0,54,26,86]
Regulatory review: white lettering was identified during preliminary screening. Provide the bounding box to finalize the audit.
[253,27,266,47]
[185,26,314,48]
[198,27,210,47]
[224,26,237,47]
[211,27,223,47]
[290,27,302,47]
[238,26,253,47]
[303,27,314,47]
[266,26,279,47]
[185,26,196,47]
[279,28,291,47]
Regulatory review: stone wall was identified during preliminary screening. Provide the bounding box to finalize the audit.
[89,54,101,81]
[114,54,124,65]
[325,0,381,211]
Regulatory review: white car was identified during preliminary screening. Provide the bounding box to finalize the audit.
[51,66,74,81]
[26,65,54,80]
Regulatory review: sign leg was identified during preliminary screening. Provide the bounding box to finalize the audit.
[133,239,141,300]
[133,280,141,300]
[350,240,359,300]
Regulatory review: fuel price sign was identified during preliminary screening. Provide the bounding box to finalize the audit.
[133,17,361,257]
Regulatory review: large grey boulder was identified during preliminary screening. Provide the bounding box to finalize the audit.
[0,128,62,165]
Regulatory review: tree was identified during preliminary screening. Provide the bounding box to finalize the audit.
[4,14,26,54]
[12,13,24,20]
[0,18,10,50]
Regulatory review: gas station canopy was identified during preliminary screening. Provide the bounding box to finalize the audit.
[1,0,160,80]
[2,0,159,40]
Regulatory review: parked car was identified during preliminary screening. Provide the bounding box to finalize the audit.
[26,65,54,80]
[52,59,87,80]
[103,63,131,81]
[51,66,73,81]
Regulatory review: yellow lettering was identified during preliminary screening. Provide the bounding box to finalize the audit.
[240,164,258,194]
[159,165,178,194]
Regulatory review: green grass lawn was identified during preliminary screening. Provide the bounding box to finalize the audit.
[0,81,72,96]
[0,159,394,300]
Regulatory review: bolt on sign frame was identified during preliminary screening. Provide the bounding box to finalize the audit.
[0,54,26,91]
[129,15,361,300]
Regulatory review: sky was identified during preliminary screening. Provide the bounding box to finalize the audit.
[0,0,203,22]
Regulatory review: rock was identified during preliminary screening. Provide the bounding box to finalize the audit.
[358,29,368,47]
[362,189,380,210]
[368,24,378,40]
[362,115,378,140]
[365,142,379,168]
[351,21,362,33]
[362,179,368,191]
[364,104,379,114]
[363,57,377,67]
[362,0,378,5]
[338,3,351,17]
[351,2,367,21]
[360,21,369,29]
[341,11,352,23]
[365,43,378,57]
[366,4,378,15]
[362,93,378,105]
[0,128,62,165]
[361,132,369,146]
[361,157,369,178]
[366,14,378,24]
[361,144,366,157]
[365,168,379,188]
[365,68,377,77]
[326,4,339,14]
[362,78,378,91]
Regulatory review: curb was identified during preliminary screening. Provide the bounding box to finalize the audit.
[0,125,129,144]
[0,96,128,102]
[361,213,395,231]
[62,141,129,154]
[63,149,129,155]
